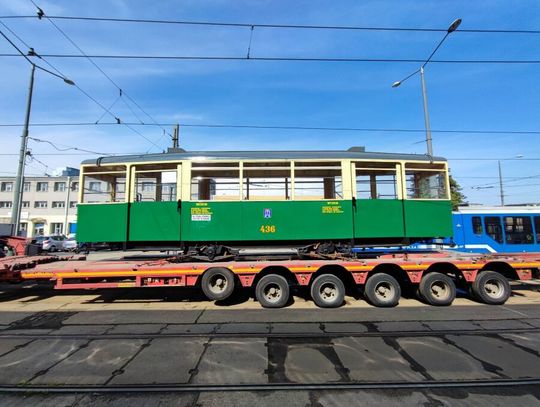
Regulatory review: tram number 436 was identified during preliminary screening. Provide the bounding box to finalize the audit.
[260,225,276,233]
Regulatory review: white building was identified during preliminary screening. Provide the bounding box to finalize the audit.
[0,168,80,237]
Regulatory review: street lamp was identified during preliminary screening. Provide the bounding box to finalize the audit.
[392,18,462,157]
[10,64,75,235]
[0,29,76,235]
[498,155,524,206]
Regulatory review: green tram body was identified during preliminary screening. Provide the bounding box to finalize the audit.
[76,149,452,250]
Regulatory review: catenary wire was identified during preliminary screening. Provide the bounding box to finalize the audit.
[28,137,115,156]
[1,14,539,34]
[29,0,172,139]
[0,121,539,136]
[0,53,538,64]
[0,22,163,151]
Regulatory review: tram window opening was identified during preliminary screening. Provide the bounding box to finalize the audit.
[356,170,397,199]
[484,216,503,244]
[191,169,240,201]
[472,216,483,235]
[243,167,292,200]
[135,170,177,202]
[504,216,533,245]
[81,166,127,203]
[294,168,342,200]
[405,170,447,199]
[534,216,540,243]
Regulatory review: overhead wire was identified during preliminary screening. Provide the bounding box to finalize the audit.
[1,121,540,136]
[0,20,163,151]
[29,0,172,140]
[28,136,115,156]
[0,53,538,64]
[0,14,539,34]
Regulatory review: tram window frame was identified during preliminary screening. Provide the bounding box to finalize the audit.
[355,167,398,200]
[80,165,128,204]
[294,161,343,201]
[484,216,503,244]
[404,163,448,200]
[190,163,241,201]
[472,216,483,235]
[243,162,292,201]
[504,216,533,245]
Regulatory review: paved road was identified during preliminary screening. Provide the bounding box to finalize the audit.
[1,279,540,405]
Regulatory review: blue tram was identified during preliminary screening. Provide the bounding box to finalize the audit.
[449,206,540,253]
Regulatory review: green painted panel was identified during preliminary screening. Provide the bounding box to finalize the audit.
[354,199,405,238]
[129,201,181,241]
[241,200,352,241]
[181,201,243,241]
[404,200,453,238]
[77,203,128,242]
[181,200,352,242]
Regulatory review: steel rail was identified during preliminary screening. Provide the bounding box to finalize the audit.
[0,326,538,340]
[1,378,540,393]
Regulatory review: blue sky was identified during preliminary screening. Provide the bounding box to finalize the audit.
[0,0,539,205]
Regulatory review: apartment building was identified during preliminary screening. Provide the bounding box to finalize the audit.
[0,166,165,237]
[0,169,79,237]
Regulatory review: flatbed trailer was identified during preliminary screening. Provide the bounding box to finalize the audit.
[1,252,539,308]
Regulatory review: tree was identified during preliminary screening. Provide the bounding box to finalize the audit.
[449,175,466,210]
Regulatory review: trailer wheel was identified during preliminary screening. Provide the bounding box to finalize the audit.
[418,272,456,306]
[201,267,235,301]
[310,274,345,308]
[471,271,511,305]
[364,273,401,307]
[255,274,290,308]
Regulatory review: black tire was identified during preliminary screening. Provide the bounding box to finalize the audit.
[255,274,290,308]
[418,272,456,306]
[310,274,345,308]
[201,267,235,301]
[364,273,401,307]
[471,271,511,305]
[49,245,56,252]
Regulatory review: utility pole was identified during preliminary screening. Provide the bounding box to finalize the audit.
[11,64,35,236]
[419,67,433,157]
[172,124,179,149]
[392,18,461,157]
[498,160,504,206]
[63,176,72,235]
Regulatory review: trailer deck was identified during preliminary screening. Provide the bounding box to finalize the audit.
[0,251,538,308]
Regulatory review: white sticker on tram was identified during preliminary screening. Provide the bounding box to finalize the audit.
[191,214,212,221]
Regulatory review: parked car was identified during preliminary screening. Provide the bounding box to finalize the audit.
[38,235,66,252]
[63,237,78,251]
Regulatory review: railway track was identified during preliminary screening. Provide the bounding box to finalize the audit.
[1,378,539,393]
[0,326,539,340]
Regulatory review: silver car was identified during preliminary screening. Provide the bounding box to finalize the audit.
[40,235,66,252]
[63,237,78,251]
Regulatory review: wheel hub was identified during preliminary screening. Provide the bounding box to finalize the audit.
[320,283,336,300]
[210,275,227,293]
[265,284,281,301]
[376,283,390,298]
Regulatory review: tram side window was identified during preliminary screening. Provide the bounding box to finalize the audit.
[405,169,447,199]
[484,217,503,243]
[81,166,127,203]
[535,217,540,243]
[294,162,342,200]
[472,216,483,235]
[243,163,291,200]
[135,169,177,202]
[356,170,397,199]
[504,216,533,244]
[191,168,240,201]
